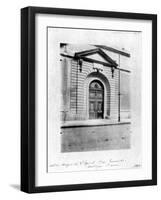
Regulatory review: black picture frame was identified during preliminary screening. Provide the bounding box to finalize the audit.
[21,6,157,193]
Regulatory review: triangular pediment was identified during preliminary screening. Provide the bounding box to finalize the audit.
[74,48,118,67]
[85,54,112,64]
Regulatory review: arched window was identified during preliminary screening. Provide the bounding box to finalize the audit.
[89,80,104,119]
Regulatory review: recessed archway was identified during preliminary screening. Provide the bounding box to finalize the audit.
[89,80,104,119]
[84,72,110,119]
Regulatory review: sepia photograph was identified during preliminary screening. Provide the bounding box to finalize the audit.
[60,43,131,152]
[47,27,142,173]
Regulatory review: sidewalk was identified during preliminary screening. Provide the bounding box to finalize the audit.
[61,119,131,152]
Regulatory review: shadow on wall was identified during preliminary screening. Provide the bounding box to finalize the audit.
[10,184,20,191]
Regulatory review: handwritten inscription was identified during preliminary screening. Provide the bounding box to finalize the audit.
[49,159,126,170]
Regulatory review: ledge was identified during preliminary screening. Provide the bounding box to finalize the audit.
[61,119,131,128]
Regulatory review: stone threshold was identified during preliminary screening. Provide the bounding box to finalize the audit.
[61,119,131,128]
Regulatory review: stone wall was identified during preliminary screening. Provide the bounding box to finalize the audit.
[60,56,122,121]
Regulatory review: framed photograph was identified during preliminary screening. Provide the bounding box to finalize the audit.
[21,6,157,193]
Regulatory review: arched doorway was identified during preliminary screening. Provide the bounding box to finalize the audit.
[89,80,104,119]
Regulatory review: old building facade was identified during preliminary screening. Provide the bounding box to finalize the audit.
[60,44,130,123]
